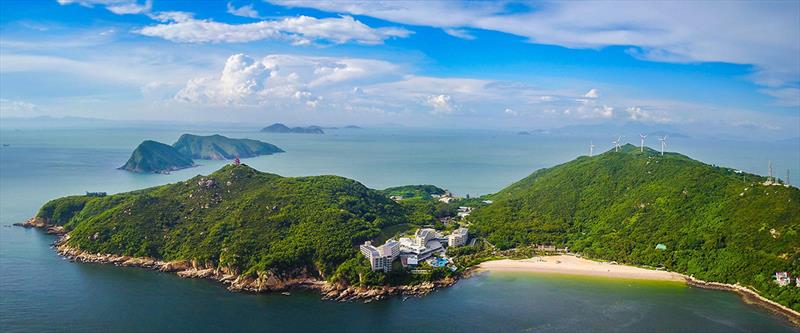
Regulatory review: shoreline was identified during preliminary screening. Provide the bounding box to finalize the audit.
[16,219,455,303]
[478,255,800,326]
[477,255,685,282]
[14,220,800,326]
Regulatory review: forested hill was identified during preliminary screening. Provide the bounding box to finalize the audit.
[172,134,284,160]
[37,164,407,279]
[119,140,195,174]
[470,143,800,309]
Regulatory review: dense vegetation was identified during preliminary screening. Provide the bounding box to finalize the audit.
[41,165,408,282]
[260,123,324,134]
[380,185,445,200]
[172,134,283,160]
[119,140,195,173]
[470,144,800,310]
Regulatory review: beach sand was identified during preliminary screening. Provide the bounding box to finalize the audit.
[477,255,686,282]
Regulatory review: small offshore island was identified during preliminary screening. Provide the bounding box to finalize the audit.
[18,144,800,324]
[120,134,284,174]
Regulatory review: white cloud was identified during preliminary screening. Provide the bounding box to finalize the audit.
[271,1,800,104]
[174,53,400,106]
[136,14,412,45]
[426,94,456,114]
[0,99,38,117]
[57,0,152,15]
[504,108,517,116]
[227,2,261,19]
[759,87,800,108]
[443,28,475,40]
[583,88,599,98]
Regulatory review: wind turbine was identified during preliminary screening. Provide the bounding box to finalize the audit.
[659,135,668,156]
[612,136,622,152]
[589,141,595,157]
[639,134,647,152]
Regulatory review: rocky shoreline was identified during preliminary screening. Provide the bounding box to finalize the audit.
[684,276,800,326]
[17,218,459,303]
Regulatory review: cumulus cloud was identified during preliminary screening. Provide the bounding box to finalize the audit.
[174,53,399,106]
[57,0,152,15]
[504,108,517,116]
[426,94,456,114]
[136,14,411,45]
[271,1,800,105]
[226,2,261,19]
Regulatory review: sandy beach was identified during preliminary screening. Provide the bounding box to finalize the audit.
[477,255,686,282]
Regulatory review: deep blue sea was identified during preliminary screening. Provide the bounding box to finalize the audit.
[1,124,798,332]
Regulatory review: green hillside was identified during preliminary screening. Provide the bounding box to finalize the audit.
[119,140,195,174]
[40,165,407,281]
[470,144,800,309]
[172,134,283,160]
[380,185,446,200]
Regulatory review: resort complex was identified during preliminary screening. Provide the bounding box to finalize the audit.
[360,228,468,272]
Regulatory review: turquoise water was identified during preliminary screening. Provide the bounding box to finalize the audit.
[1,125,798,332]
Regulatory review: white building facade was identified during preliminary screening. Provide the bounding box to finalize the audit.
[448,228,469,247]
[360,239,400,272]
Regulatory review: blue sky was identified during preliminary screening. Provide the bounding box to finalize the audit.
[0,0,798,138]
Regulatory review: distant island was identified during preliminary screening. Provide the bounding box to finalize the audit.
[261,123,325,134]
[120,134,283,174]
[22,144,800,318]
[173,134,283,160]
[119,140,195,174]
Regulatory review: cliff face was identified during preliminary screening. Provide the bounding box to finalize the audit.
[119,140,195,174]
[172,134,283,160]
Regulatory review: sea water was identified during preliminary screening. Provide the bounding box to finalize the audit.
[1,124,798,332]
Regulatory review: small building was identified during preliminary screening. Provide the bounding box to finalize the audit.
[775,272,791,286]
[360,240,400,272]
[457,206,472,218]
[448,228,468,247]
[389,195,404,201]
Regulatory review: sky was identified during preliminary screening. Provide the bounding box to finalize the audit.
[0,0,798,139]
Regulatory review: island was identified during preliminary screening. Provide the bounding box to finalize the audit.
[118,140,195,174]
[260,123,325,134]
[20,144,800,320]
[173,134,284,160]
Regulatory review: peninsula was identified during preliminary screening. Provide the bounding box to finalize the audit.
[24,145,800,316]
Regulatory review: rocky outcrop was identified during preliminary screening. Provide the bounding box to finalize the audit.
[49,235,458,302]
[685,276,800,326]
[320,277,458,303]
[13,217,66,234]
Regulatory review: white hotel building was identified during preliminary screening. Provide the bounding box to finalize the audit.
[360,239,400,272]
[361,228,469,272]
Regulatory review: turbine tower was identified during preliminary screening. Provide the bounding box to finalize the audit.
[768,161,773,181]
[659,135,668,156]
[613,136,622,152]
[589,141,595,157]
[639,133,648,152]
[787,169,791,187]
